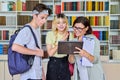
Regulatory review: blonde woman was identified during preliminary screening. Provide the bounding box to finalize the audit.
[46,13,73,80]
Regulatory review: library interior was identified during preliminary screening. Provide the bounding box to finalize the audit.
[0,0,120,80]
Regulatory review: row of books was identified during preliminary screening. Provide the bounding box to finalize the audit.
[0,15,109,28]
[17,0,39,11]
[0,1,16,11]
[100,45,108,55]
[86,1,109,11]
[110,35,120,44]
[62,1,109,11]
[17,0,53,11]
[0,0,39,11]
[42,20,52,29]
[0,15,32,26]
[87,16,109,26]
[67,16,110,26]
[41,16,110,29]
[0,1,55,14]
[93,31,108,41]
[110,20,120,29]
[62,2,85,11]
[110,4,120,14]
[0,16,6,25]
[0,16,16,25]
[0,30,9,40]
[17,15,32,25]
[41,16,110,30]
[0,44,8,54]
[0,15,52,29]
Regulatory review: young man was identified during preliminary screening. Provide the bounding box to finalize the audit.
[12,3,52,80]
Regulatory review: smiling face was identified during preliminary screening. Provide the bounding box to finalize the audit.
[56,18,67,32]
[72,17,92,38]
[73,23,88,37]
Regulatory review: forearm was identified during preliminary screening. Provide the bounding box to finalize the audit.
[12,43,37,55]
[47,45,58,57]
[68,55,75,64]
[85,52,95,62]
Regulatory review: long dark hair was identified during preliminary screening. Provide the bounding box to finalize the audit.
[72,16,92,35]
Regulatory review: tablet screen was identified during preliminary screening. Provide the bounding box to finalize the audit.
[58,41,83,54]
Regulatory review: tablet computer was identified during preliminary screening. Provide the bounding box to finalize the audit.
[58,41,83,54]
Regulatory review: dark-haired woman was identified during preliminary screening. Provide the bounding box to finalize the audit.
[69,16,105,80]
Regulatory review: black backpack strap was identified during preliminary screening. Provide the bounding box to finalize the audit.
[67,32,69,41]
[24,25,40,49]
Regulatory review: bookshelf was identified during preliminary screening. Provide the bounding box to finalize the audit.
[0,0,17,55]
[1,0,120,62]
[61,0,110,61]
[109,0,120,62]
[0,0,120,80]
[0,0,56,79]
[0,0,55,55]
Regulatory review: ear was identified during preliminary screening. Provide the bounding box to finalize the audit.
[85,26,89,31]
[32,14,37,18]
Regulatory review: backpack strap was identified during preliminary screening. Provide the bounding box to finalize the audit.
[24,25,42,66]
[24,25,40,49]
[22,25,41,66]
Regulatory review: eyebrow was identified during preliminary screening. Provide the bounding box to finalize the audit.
[74,26,85,29]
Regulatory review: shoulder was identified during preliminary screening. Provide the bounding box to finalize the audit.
[85,34,100,42]
[19,26,31,33]
[85,34,98,40]
[17,26,33,39]
[47,31,54,36]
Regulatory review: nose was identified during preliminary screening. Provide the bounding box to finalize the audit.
[42,18,47,24]
[60,22,64,26]
[44,18,47,22]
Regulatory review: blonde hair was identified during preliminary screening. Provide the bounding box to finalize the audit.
[52,13,69,45]
[52,13,69,34]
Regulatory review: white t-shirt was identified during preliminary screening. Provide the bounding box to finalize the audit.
[14,25,42,80]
